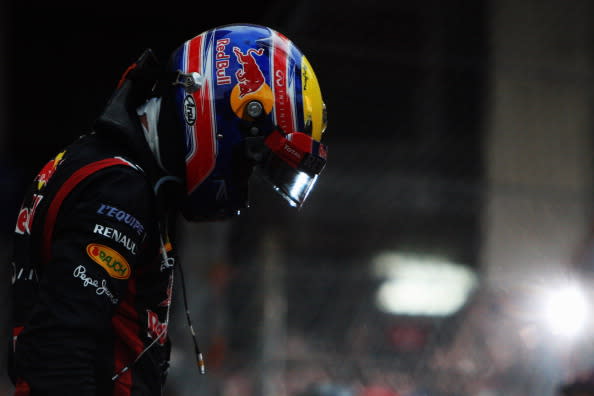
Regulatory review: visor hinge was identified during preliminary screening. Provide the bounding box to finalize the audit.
[173,71,203,93]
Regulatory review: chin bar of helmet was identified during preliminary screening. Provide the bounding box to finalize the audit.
[256,129,327,208]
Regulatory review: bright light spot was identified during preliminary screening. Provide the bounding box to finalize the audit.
[373,252,478,316]
[541,284,589,338]
[288,172,314,202]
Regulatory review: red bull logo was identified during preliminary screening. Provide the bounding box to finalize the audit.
[35,150,66,191]
[147,309,167,345]
[15,194,43,235]
[233,47,265,98]
[216,38,232,85]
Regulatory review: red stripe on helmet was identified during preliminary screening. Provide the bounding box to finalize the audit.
[272,31,296,134]
[185,33,216,193]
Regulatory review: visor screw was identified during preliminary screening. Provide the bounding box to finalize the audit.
[246,101,263,118]
[217,133,224,139]
[249,126,260,136]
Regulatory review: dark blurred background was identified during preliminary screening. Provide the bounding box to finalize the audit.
[2,1,594,395]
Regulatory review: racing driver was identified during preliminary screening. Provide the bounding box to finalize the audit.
[7,23,328,395]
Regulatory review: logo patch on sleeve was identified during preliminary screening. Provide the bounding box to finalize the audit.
[86,243,131,279]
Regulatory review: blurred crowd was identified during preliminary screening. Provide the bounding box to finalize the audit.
[159,268,594,396]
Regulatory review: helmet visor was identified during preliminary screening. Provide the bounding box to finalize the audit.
[257,130,327,208]
[257,155,319,207]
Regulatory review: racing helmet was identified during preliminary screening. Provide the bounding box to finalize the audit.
[158,23,328,221]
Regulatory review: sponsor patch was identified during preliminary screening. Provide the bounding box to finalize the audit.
[15,194,43,235]
[86,243,131,279]
[73,265,119,304]
[96,204,145,236]
[93,224,137,255]
[215,38,231,85]
[147,310,167,345]
[233,47,265,98]
[35,150,66,191]
[184,95,196,126]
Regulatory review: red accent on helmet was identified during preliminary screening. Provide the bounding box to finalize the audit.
[265,130,316,169]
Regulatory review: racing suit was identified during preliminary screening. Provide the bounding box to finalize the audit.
[8,71,179,395]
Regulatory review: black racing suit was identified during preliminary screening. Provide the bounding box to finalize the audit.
[8,131,176,395]
[8,47,184,396]
[7,57,183,394]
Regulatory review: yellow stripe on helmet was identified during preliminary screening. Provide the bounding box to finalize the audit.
[301,56,326,142]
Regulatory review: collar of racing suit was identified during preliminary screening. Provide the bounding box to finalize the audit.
[93,73,164,188]
[136,97,166,173]
[92,48,184,215]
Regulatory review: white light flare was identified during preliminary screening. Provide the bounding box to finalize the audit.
[541,283,589,339]
[373,252,478,317]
